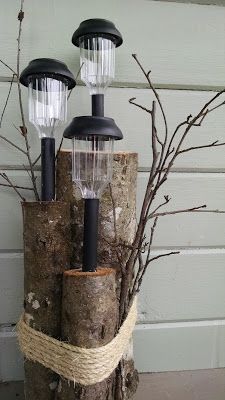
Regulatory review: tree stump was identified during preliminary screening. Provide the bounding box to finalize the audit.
[56,150,139,399]
[56,268,118,400]
[22,201,71,400]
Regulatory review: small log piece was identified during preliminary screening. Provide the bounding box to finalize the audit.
[56,268,118,400]
[56,150,139,399]
[22,201,71,400]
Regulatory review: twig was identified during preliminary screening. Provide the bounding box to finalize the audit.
[55,136,64,161]
[32,153,41,167]
[132,54,168,172]
[130,217,158,299]
[164,90,225,175]
[178,140,225,155]
[150,204,207,218]
[132,54,168,143]
[23,164,32,181]
[129,97,152,114]
[0,74,16,127]
[0,182,34,191]
[149,195,171,218]
[0,60,17,75]
[0,173,25,201]
[148,251,180,264]
[16,0,39,200]
[0,133,27,155]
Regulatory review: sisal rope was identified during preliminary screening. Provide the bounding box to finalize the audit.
[17,297,137,386]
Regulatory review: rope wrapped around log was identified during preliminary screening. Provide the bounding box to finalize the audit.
[17,297,137,386]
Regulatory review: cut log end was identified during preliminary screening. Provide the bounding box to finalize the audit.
[64,267,116,278]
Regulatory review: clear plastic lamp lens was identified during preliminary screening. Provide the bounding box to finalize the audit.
[28,76,68,138]
[79,36,115,95]
[72,137,114,199]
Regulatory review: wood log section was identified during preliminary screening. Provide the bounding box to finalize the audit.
[22,201,71,400]
[56,150,139,399]
[56,268,118,400]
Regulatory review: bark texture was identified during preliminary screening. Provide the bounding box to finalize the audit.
[56,268,118,400]
[56,150,139,399]
[22,201,71,400]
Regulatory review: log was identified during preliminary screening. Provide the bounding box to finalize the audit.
[56,268,118,400]
[22,201,71,400]
[56,150,139,399]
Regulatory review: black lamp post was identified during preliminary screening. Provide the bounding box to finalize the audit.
[63,19,123,272]
[72,19,123,117]
[20,58,75,201]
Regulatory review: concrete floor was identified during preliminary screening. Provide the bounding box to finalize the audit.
[1,369,225,399]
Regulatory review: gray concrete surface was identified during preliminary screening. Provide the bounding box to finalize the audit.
[1,369,225,399]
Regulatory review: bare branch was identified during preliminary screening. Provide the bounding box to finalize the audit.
[55,136,64,161]
[23,164,32,181]
[166,90,225,169]
[178,140,225,155]
[0,182,34,191]
[0,133,27,155]
[0,74,16,128]
[149,195,171,218]
[32,153,41,167]
[0,173,25,201]
[0,60,17,75]
[129,97,152,114]
[15,0,39,201]
[150,204,207,219]
[148,251,179,264]
[207,100,225,114]
[132,54,168,174]
[130,217,158,300]
[132,54,168,143]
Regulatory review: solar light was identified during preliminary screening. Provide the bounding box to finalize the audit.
[20,58,75,200]
[72,19,122,116]
[64,116,123,272]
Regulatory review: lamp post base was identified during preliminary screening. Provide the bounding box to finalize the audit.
[83,198,99,272]
[41,137,55,201]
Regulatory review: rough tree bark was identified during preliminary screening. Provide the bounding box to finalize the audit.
[56,268,118,400]
[22,201,71,400]
[56,150,139,399]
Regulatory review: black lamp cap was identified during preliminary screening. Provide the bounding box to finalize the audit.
[19,58,76,90]
[63,116,123,140]
[72,19,123,48]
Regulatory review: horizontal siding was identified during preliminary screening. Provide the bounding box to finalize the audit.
[0,172,40,250]
[162,0,225,5]
[0,253,23,324]
[0,1,224,88]
[134,322,225,372]
[0,331,24,382]
[138,172,225,248]
[0,171,225,250]
[2,250,225,325]
[0,84,225,169]
[138,250,225,323]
